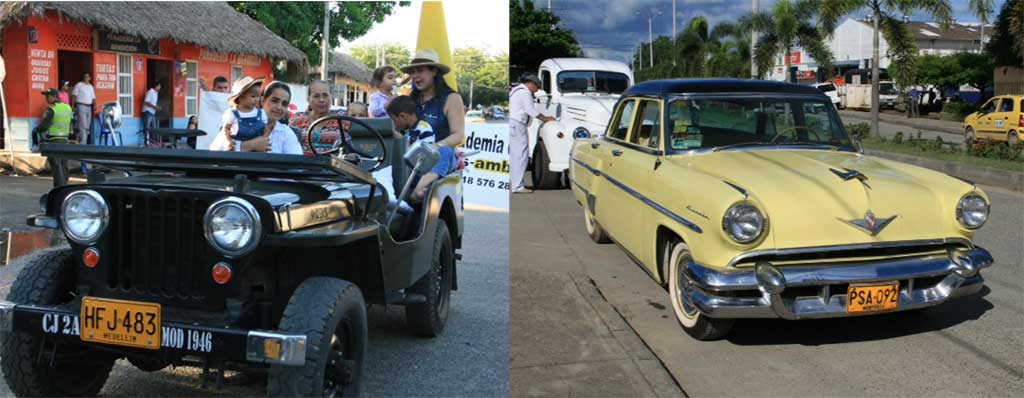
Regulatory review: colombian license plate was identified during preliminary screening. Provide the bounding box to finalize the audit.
[80,297,161,350]
[846,282,899,314]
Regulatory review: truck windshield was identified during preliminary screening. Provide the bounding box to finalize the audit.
[880,83,896,95]
[557,71,629,94]
[667,98,852,151]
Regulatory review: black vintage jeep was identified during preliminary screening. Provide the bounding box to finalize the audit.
[0,115,463,396]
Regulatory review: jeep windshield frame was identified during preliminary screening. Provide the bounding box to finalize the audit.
[39,144,376,184]
[556,70,630,94]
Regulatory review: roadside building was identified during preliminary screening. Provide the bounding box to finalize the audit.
[0,1,306,151]
[767,18,992,83]
[315,51,373,107]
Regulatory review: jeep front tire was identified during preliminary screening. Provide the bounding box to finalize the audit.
[268,277,367,397]
[1,248,116,396]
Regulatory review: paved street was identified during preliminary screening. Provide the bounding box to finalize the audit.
[840,109,967,145]
[511,182,1023,396]
[0,175,508,396]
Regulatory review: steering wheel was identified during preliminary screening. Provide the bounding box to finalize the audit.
[770,126,823,143]
[307,114,388,172]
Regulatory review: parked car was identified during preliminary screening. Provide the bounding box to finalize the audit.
[570,79,994,340]
[964,95,1023,146]
[812,82,841,109]
[528,58,633,189]
[0,114,465,395]
[466,110,486,123]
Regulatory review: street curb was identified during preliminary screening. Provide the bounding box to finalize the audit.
[865,149,1023,192]
[840,111,963,135]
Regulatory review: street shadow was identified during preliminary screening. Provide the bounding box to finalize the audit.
[725,286,995,346]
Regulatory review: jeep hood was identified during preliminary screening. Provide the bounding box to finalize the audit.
[669,150,970,248]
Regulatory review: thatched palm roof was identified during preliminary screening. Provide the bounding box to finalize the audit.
[324,51,372,84]
[0,1,306,63]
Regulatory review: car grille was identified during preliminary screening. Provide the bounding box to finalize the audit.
[730,240,972,268]
[103,191,213,300]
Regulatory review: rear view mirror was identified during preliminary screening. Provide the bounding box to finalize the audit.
[404,140,439,174]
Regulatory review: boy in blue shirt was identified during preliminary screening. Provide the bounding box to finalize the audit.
[386,95,457,201]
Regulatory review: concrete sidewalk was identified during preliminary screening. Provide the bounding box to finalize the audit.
[839,109,964,135]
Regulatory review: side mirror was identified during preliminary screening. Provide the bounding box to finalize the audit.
[102,102,122,129]
[404,140,439,174]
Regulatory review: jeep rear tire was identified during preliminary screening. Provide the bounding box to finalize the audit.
[665,241,734,341]
[405,219,454,337]
[268,277,367,397]
[1,248,116,396]
[531,142,561,189]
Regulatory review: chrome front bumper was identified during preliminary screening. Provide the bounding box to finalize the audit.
[683,248,993,320]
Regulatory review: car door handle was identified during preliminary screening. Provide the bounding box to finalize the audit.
[611,149,623,157]
[591,143,600,149]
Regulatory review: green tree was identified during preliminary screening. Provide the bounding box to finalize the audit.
[740,0,833,83]
[987,0,1024,66]
[916,53,993,98]
[510,0,581,80]
[451,48,509,107]
[230,1,408,74]
[348,43,412,71]
[820,0,952,136]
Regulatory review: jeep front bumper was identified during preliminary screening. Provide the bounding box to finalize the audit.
[682,247,993,320]
[0,302,306,366]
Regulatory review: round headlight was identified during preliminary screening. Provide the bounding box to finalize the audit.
[60,190,108,244]
[573,127,590,139]
[204,197,261,256]
[722,203,766,244]
[956,194,989,229]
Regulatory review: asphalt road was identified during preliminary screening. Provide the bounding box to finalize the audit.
[511,183,1023,397]
[0,175,508,396]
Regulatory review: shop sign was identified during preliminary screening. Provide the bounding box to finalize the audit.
[29,49,55,91]
[96,30,159,56]
[200,48,262,66]
[95,62,116,90]
[787,51,801,65]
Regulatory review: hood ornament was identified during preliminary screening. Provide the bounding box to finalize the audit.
[842,210,897,236]
[830,168,868,182]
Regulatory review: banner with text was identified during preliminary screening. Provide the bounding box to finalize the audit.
[461,122,509,210]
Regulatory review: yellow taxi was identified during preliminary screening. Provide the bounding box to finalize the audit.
[963,95,1024,146]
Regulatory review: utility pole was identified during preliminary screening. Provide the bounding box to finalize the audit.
[648,16,654,67]
[320,1,330,80]
[548,0,551,11]
[469,80,474,110]
[751,0,759,79]
[672,0,676,67]
[638,43,643,71]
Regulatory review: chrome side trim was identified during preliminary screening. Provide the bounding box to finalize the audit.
[275,200,352,233]
[26,214,59,229]
[726,238,973,268]
[246,330,307,366]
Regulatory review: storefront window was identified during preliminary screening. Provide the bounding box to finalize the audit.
[117,54,134,116]
[186,61,198,115]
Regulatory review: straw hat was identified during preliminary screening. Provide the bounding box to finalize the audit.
[227,76,265,106]
[400,49,451,75]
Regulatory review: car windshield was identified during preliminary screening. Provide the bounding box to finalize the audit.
[879,83,896,95]
[667,97,852,151]
[557,71,629,94]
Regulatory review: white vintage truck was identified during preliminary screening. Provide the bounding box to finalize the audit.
[527,58,633,188]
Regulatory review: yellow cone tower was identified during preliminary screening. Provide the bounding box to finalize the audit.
[415,1,457,91]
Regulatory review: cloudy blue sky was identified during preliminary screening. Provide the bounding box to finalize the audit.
[543,0,1007,64]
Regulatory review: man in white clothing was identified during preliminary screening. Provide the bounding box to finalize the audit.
[509,74,555,194]
[141,82,162,145]
[70,72,95,145]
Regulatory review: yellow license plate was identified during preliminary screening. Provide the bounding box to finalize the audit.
[80,297,161,350]
[847,282,899,314]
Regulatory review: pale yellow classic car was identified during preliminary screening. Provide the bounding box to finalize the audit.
[570,79,994,340]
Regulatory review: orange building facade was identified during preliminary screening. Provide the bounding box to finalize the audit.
[2,11,275,150]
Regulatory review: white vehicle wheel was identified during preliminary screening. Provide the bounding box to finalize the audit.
[666,241,734,340]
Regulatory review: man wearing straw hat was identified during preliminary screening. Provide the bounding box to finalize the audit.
[509,74,555,194]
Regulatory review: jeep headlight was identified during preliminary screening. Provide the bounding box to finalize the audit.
[204,197,261,256]
[956,194,988,229]
[722,203,766,244]
[573,127,590,139]
[60,190,108,244]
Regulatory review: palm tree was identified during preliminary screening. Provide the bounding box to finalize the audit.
[740,0,833,83]
[706,22,752,78]
[674,16,712,77]
[969,0,994,52]
[820,0,952,137]
[1011,0,1024,64]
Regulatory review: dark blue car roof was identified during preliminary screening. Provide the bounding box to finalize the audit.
[624,78,824,97]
